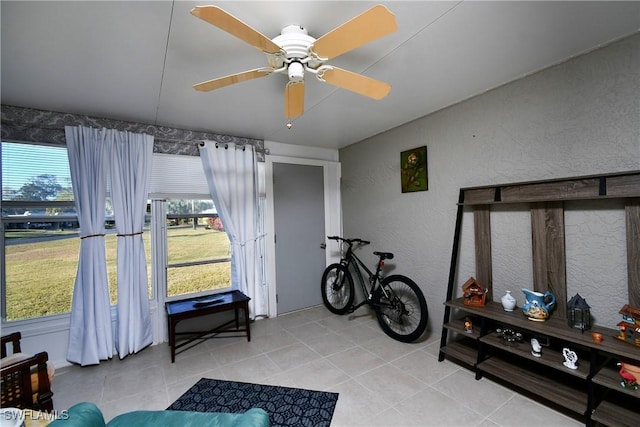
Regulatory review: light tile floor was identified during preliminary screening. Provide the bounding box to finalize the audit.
[52,305,583,426]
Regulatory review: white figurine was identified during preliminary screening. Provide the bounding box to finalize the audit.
[530,338,542,357]
[562,347,578,370]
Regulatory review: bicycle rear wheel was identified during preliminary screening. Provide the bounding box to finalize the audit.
[321,263,354,314]
[373,275,428,342]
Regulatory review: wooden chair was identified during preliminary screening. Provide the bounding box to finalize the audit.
[1,332,54,411]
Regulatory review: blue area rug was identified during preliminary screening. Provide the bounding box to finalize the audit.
[168,378,339,427]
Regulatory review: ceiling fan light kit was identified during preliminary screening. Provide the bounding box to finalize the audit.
[191,4,397,120]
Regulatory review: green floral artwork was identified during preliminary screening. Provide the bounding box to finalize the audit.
[401,146,428,193]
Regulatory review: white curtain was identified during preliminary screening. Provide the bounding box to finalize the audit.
[65,126,114,366]
[199,141,267,318]
[109,129,154,358]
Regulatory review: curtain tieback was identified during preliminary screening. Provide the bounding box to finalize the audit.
[80,233,106,240]
[116,231,144,237]
[232,233,266,247]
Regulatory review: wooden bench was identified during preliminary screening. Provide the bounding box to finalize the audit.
[165,290,251,362]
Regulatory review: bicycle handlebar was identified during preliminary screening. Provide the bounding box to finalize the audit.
[327,236,370,246]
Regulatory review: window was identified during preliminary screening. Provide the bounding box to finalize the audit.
[1,141,153,321]
[165,199,231,298]
[2,141,78,321]
[148,154,233,300]
[1,142,228,322]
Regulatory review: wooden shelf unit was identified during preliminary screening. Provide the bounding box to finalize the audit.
[479,330,591,380]
[478,356,589,415]
[438,171,640,427]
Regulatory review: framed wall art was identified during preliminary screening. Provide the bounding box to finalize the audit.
[401,146,428,193]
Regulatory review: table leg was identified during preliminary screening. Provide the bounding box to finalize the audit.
[169,317,176,363]
[244,302,251,342]
[234,308,240,330]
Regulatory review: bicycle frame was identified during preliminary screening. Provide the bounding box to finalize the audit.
[340,243,386,309]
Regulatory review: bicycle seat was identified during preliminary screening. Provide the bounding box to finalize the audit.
[373,251,394,260]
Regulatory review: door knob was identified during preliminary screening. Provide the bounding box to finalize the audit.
[320,243,326,249]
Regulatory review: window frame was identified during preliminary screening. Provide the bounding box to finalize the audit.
[162,201,233,302]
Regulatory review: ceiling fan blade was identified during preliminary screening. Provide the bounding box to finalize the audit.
[285,81,305,119]
[311,5,397,60]
[318,67,391,100]
[191,6,282,54]
[193,68,272,92]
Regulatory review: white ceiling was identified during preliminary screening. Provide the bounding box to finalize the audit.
[2,1,639,150]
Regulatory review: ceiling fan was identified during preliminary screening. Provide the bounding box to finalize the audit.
[191,4,398,121]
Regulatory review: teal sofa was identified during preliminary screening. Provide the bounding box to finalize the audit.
[49,402,269,427]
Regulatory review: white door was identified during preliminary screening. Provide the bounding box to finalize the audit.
[272,162,326,313]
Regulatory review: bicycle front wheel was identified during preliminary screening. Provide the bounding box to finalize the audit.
[373,275,428,342]
[321,263,354,315]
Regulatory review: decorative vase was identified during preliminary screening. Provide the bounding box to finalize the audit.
[501,290,516,311]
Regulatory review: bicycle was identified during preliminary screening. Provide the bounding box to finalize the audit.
[321,236,428,342]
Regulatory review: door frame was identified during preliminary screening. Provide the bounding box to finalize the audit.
[265,155,342,317]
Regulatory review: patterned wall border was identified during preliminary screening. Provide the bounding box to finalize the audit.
[0,104,265,160]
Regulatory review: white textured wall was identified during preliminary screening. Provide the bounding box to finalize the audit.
[339,34,640,338]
